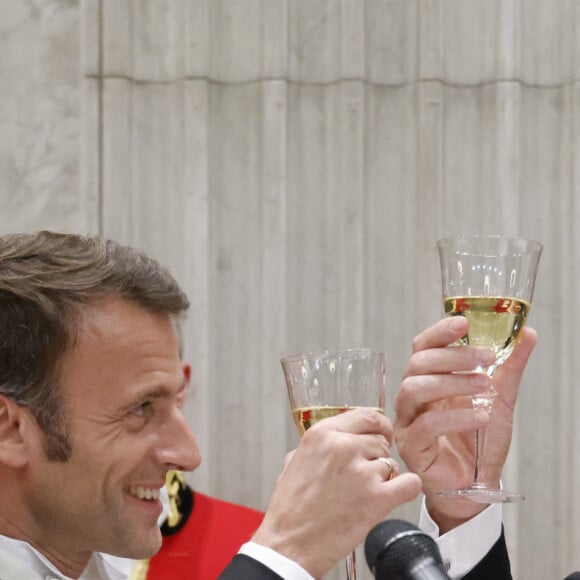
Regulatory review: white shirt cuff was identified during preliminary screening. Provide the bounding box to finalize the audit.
[418,497,503,579]
[238,542,315,580]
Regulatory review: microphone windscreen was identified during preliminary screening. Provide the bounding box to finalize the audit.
[365,519,445,578]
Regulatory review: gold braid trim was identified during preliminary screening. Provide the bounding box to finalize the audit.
[165,469,186,529]
[128,559,150,580]
[127,470,187,579]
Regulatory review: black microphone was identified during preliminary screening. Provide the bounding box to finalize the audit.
[365,519,451,580]
[564,574,580,579]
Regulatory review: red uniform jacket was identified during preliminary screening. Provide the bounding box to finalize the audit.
[146,474,264,580]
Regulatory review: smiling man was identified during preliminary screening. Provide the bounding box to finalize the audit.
[0,231,420,580]
[0,231,197,579]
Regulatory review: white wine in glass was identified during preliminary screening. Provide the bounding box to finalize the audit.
[437,235,542,503]
[281,349,386,580]
[444,296,530,405]
[292,405,384,435]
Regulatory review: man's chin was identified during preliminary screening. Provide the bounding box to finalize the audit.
[133,532,163,560]
[107,528,162,560]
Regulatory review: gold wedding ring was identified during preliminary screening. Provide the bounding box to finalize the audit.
[377,456,396,481]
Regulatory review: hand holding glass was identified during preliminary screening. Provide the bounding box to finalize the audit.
[281,349,386,580]
[437,235,542,503]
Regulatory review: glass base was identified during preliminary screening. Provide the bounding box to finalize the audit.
[435,486,525,504]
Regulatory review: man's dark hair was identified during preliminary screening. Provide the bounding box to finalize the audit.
[0,231,190,461]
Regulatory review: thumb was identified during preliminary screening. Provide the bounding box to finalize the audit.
[493,326,537,405]
[379,473,422,516]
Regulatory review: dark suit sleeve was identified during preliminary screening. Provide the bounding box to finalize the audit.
[218,554,283,580]
[462,528,512,579]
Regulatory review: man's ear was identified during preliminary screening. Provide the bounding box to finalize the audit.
[177,362,192,408]
[0,395,31,468]
[181,362,191,386]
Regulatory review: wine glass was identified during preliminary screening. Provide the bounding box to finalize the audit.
[281,349,387,580]
[436,235,542,503]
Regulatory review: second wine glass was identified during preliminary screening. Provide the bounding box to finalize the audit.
[436,235,542,503]
[281,348,386,580]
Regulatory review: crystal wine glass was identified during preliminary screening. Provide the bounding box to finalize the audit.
[281,349,387,580]
[436,235,542,503]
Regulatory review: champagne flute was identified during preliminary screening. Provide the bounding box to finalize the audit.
[436,235,542,503]
[281,349,387,580]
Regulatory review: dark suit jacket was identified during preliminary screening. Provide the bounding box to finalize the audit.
[462,529,512,579]
[218,534,512,580]
[219,554,283,579]
[463,531,580,580]
[221,533,580,580]
[463,530,580,580]
[220,539,511,580]
[220,534,511,580]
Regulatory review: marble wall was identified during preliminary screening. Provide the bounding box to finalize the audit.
[0,0,85,232]
[1,0,579,578]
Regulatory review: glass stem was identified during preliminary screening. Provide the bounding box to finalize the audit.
[472,425,487,487]
[472,382,495,488]
[345,550,357,579]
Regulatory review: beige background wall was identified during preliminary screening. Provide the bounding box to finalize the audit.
[1,1,578,578]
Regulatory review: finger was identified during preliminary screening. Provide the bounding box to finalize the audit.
[359,433,392,459]
[405,343,496,378]
[378,473,422,513]
[283,449,296,469]
[316,432,392,460]
[401,407,489,456]
[314,407,393,439]
[395,372,490,426]
[497,326,537,376]
[493,326,537,406]
[411,317,469,352]
[375,457,400,481]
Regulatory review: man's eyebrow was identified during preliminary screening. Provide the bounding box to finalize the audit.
[120,386,172,412]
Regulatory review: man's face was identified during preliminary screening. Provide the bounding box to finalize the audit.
[24,297,201,566]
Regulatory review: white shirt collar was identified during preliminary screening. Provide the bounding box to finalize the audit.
[0,533,124,579]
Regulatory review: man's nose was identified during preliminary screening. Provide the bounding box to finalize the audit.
[158,408,202,472]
